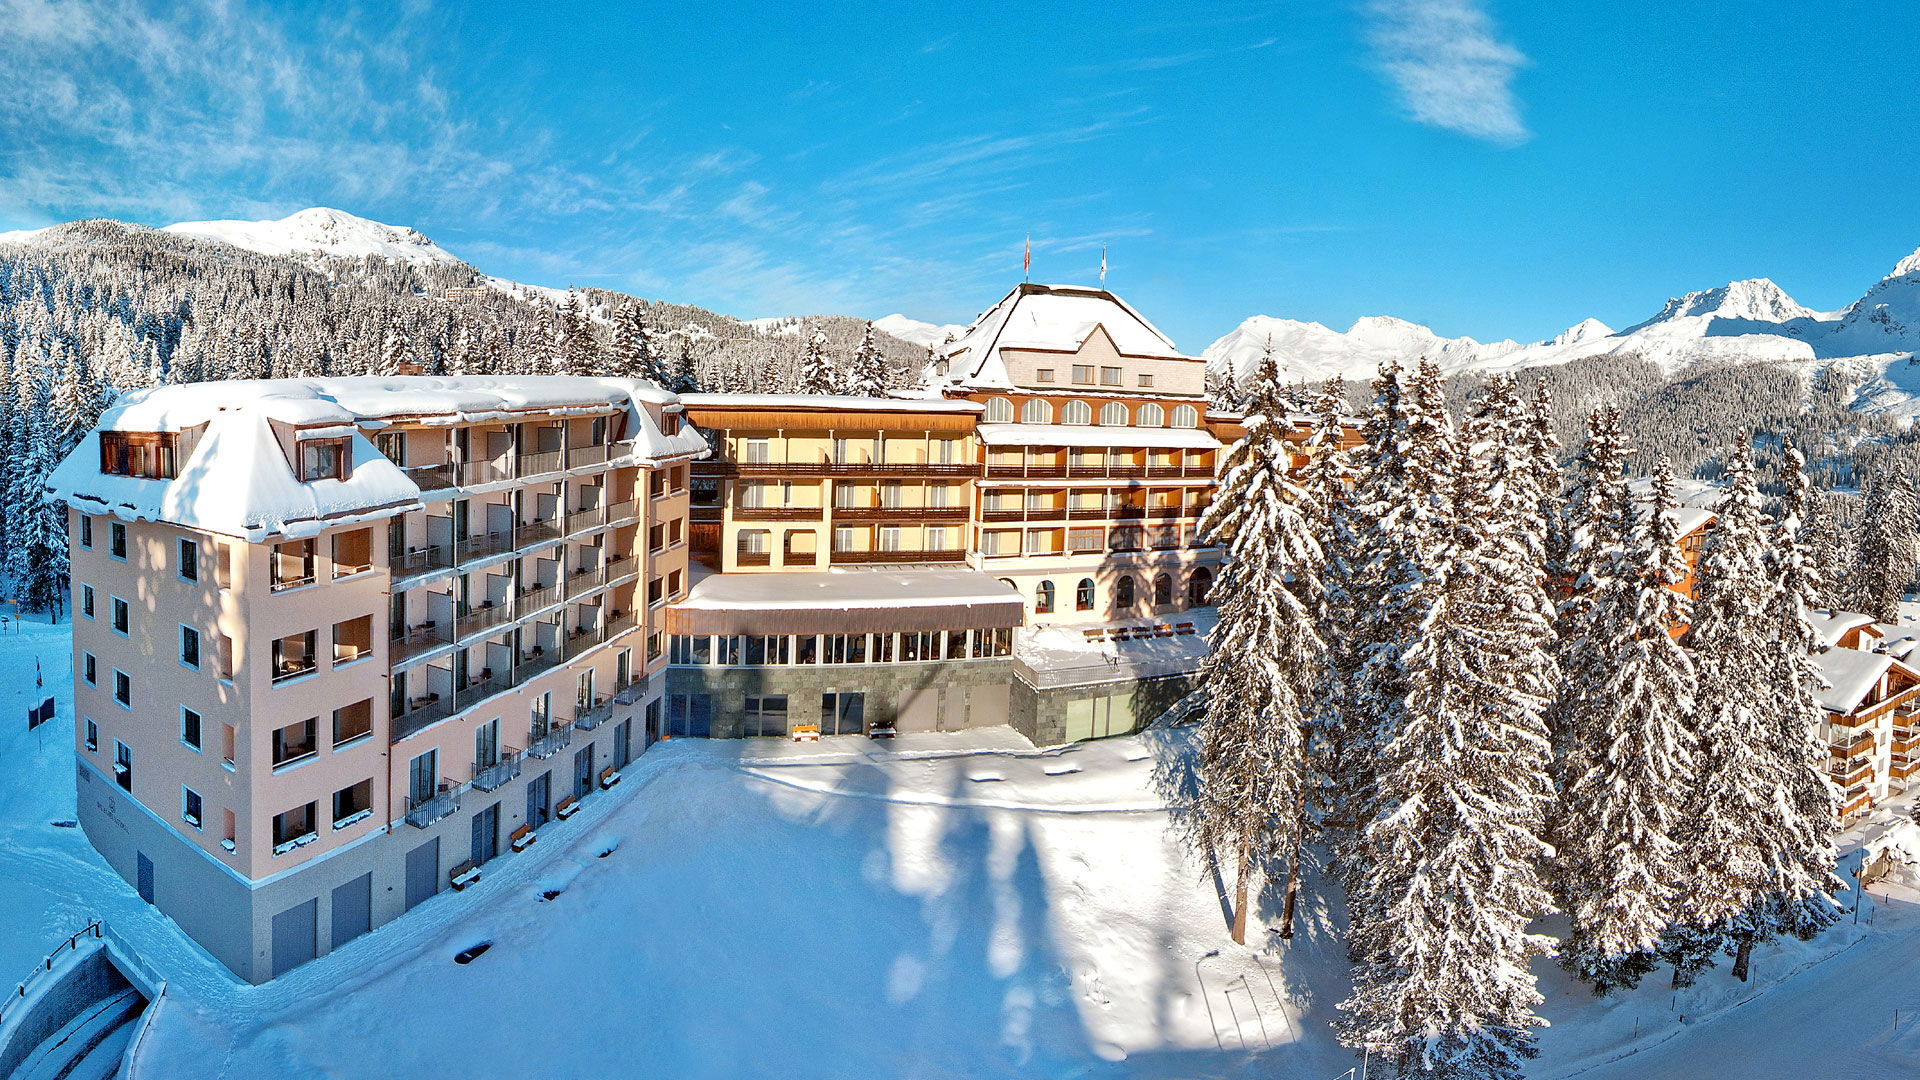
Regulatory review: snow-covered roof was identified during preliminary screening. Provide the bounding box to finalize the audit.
[46,376,706,542]
[679,393,982,413]
[1014,609,1216,688]
[1812,648,1898,715]
[1811,611,1880,650]
[976,423,1222,450]
[937,284,1189,389]
[668,567,1024,635]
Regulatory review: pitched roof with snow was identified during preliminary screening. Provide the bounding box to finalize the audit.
[46,376,708,542]
[1810,610,1880,650]
[1812,647,1899,715]
[935,284,1190,389]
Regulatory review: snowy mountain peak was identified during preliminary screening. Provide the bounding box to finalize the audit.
[1643,277,1818,327]
[872,313,968,349]
[1887,247,1920,281]
[160,207,464,267]
[1551,317,1613,346]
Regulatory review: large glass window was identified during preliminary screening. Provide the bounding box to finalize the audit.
[1035,580,1055,614]
[1171,404,1199,428]
[1099,402,1129,426]
[272,718,319,768]
[1137,403,1165,427]
[1062,401,1092,425]
[1076,578,1096,611]
[985,397,1014,422]
[1021,399,1052,424]
[743,695,789,737]
[99,431,179,479]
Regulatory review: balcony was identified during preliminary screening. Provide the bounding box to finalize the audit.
[737,550,772,567]
[405,782,464,829]
[604,610,640,638]
[568,443,611,470]
[575,698,614,730]
[715,461,982,478]
[1830,733,1877,758]
[563,506,604,538]
[472,750,524,792]
[517,449,565,478]
[457,600,516,640]
[605,499,641,527]
[527,724,575,759]
[391,543,455,581]
[734,506,825,522]
[829,548,967,565]
[605,556,640,584]
[457,459,507,487]
[404,463,457,493]
[392,622,453,665]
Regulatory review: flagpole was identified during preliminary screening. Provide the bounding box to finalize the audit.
[1024,234,1030,283]
[1100,246,1107,289]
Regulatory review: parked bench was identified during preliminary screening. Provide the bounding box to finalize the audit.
[450,859,480,891]
[555,795,580,820]
[792,723,821,742]
[599,766,622,790]
[510,823,537,852]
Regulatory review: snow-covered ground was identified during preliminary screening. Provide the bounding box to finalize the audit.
[4,613,1920,1078]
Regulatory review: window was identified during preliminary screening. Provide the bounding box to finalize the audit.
[738,480,768,509]
[928,526,951,551]
[742,695,789,737]
[85,718,98,752]
[1100,366,1122,386]
[1035,368,1055,383]
[833,526,860,553]
[984,530,1019,556]
[741,438,772,464]
[272,802,318,849]
[1115,575,1136,608]
[175,706,201,751]
[1099,402,1129,426]
[1062,401,1092,425]
[272,718,319,768]
[109,522,127,560]
[298,438,348,482]
[933,438,958,464]
[985,397,1014,423]
[110,596,129,634]
[1153,573,1173,606]
[113,741,132,791]
[1071,365,1094,385]
[113,670,131,708]
[1137,403,1165,427]
[1138,374,1154,388]
[177,538,198,581]
[1021,399,1052,424]
[332,615,372,665]
[180,625,200,668]
[1171,404,1199,428]
[81,585,94,619]
[1150,525,1180,550]
[334,699,373,747]
[272,630,318,682]
[1076,578,1095,611]
[333,780,373,829]
[1068,527,1103,553]
[1109,527,1143,552]
[182,787,203,830]
[272,539,316,590]
[80,516,93,549]
[332,528,372,577]
[1189,567,1214,605]
[1035,580,1055,614]
[83,653,96,686]
[99,431,179,479]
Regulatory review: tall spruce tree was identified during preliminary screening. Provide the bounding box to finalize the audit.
[1194,343,1325,945]
[1556,455,1698,993]
[846,321,887,397]
[1669,433,1782,984]
[1760,436,1842,940]
[1847,471,1917,621]
[1338,367,1558,1080]
[796,325,836,395]
[1551,408,1634,796]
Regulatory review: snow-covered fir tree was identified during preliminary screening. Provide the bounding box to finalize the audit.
[795,324,837,395]
[845,321,887,397]
[1805,490,1848,611]
[374,323,408,376]
[1550,407,1635,802]
[1669,433,1788,985]
[557,290,601,377]
[1759,436,1842,940]
[1846,471,1917,622]
[1194,343,1325,945]
[1555,455,1698,993]
[1338,367,1558,1080]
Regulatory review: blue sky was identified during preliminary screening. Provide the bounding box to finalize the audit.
[2,0,1918,351]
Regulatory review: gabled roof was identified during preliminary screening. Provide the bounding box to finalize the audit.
[1810,610,1880,650]
[935,283,1189,389]
[1813,647,1898,715]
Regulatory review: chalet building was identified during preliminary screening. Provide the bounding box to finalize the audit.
[50,377,704,982]
[1811,640,1920,821]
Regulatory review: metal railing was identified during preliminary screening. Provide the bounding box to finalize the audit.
[405,782,464,828]
[527,724,575,759]
[472,749,524,792]
[574,698,614,730]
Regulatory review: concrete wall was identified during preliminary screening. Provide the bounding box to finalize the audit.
[0,940,134,1080]
[1010,671,1200,747]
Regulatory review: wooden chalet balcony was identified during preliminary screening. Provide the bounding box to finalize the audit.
[732,506,824,522]
[1830,761,1876,789]
[736,550,772,566]
[831,505,970,523]
[829,548,967,565]
[985,463,1067,479]
[699,461,982,478]
[1839,791,1873,818]
[1831,733,1877,759]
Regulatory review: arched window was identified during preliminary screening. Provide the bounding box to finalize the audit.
[1114,575,1135,608]
[1153,573,1172,606]
[985,397,1014,423]
[1062,401,1092,425]
[1170,404,1199,428]
[1076,578,1095,611]
[1021,399,1052,424]
[1188,567,1213,606]
[1035,580,1056,614]
[1137,403,1164,427]
[1099,402,1129,426]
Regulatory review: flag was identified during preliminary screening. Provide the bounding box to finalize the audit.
[1100,246,1107,288]
[1023,234,1030,279]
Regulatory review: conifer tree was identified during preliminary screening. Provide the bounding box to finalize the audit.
[796,324,836,395]
[1847,471,1917,621]
[1338,367,1558,1079]
[1670,433,1783,984]
[1556,455,1698,993]
[374,323,407,376]
[1194,343,1324,945]
[1760,436,1842,940]
[1805,492,1847,611]
[1551,407,1635,799]
[1299,376,1361,882]
[557,290,600,377]
[846,321,887,397]
[669,336,697,393]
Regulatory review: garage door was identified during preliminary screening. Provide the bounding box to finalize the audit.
[271,898,317,977]
[405,838,439,911]
[331,873,372,948]
[897,689,939,733]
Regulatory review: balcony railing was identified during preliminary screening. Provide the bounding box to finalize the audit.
[734,506,825,521]
[458,600,516,640]
[605,556,640,584]
[832,505,970,523]
[517,449,565,478]
[405,782,464,828]
[568,443,611,470]
[392,622,453,664]
[605,499,641,526]
[829,548,967,565]
[472,750,524,792]
[712,461,982,478]
[575,698,614,730]
[604,610,640,638]
[527,724,575,759]
[404,463,457,492]
[736,550,772,566]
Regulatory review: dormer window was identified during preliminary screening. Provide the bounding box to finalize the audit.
[299,438,349,483]
[100,432,178,479]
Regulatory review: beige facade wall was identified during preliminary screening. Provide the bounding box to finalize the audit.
[997,326,1208,396]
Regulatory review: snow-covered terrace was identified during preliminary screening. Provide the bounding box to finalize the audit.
[668,566,1024,635]
[44,376,707,542]
[1013,610,1214,689]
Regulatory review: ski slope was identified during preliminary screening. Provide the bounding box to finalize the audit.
[1,613,1917,1078]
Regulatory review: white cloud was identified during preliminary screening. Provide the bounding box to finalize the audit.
[1364,0,1530,144]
